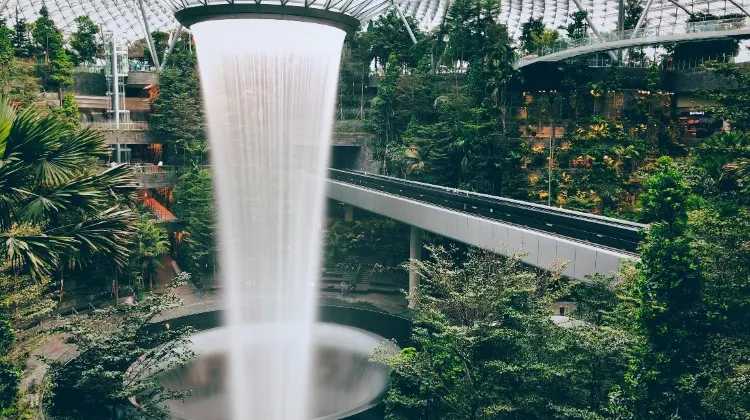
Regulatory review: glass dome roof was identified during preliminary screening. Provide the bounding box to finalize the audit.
[1,0,748,42]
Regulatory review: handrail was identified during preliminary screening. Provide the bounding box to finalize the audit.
[519,17,750,65]
[83,121,150,131]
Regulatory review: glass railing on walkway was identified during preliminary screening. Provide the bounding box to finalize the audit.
[84,121,150,131]
[519,17,749,64]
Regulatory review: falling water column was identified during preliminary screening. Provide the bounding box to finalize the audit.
[191,19,345,419]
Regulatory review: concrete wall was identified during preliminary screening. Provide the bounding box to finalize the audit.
[73,72,107,96]
[135,172,180,188]
[675,70,730,93]
[127,71,159,87]
[354,138,380,173]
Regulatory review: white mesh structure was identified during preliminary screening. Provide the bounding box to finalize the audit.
[3,0,175,42]
[2,0,750,42]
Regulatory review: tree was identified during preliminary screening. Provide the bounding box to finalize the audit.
[172,167,216,280]
[377,245,631,419]
[0,292,20,415]
[620,157,706,418]
[692,131,750,193]
[0,19,13,69]
[31,6,62,64]
[10,14,33,59]
[135,216,169,290]
[363,10,427,69]
[47,275,194,420]
[143,31,170,67]
[0,59,42,107]
[520,17,544,54]
[370,53,401,156]
[700,61,750,130]
[54,91,80,129]
[561,11,589,40]
[49,48,74,95]
[69,15,102,65]
[150,49,206,164]
[0,97,138,288]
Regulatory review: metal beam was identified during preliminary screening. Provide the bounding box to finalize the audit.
[159,23,183,71]
[631,0,655,37]
[393,1,418,45]
[666,0,692,15]
[138,0,161,69]
[727,0,750,18]
[624,0,654,61]
[570,0,619,61]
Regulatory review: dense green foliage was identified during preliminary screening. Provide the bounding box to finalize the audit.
[47,276,194,420]
[29,6,72,93]
[134,216,170,290]
[150,47,206,165]
[172,167,216,280]
[378,246,633,419]
[0,92,144,415]
[69,15,102,66]
[0,98,138,281]
[10,15,33,59]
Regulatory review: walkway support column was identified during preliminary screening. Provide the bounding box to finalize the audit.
[344,204,354,223]
[408,226,422,309]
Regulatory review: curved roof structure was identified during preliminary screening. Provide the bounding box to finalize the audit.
[2,0,750,42]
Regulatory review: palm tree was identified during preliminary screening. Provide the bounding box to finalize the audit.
[0,97,138,297]
[724,157,750,188]
[135,216,169,290]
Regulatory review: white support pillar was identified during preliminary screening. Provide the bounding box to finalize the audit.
[570,0,619,62]
[625,0,654,61]
[631,0,655,37]
[393,1,418,45]
[408,226,422,309]
[138,0,161,69]
[159,23,183,71]
[111,33,120,130]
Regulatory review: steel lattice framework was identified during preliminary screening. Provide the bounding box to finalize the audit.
[2,0,750,42]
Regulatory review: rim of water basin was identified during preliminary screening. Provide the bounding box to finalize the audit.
[128,323,397,420]
[174,3,361,33]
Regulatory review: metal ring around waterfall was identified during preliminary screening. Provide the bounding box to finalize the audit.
[174,4,361,33]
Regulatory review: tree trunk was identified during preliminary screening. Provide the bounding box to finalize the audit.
[59,267,65,300]
[114,268,119,306]
[359,67,365,119]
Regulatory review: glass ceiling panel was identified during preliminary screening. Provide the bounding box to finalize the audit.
[1,0,748,43]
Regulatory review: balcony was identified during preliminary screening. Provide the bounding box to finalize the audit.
[84,121,157,145]
[127,71,159,87]
[132,165,181,188]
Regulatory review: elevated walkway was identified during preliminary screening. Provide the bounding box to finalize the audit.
[328,170,646,281]
[518,18,750,68]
